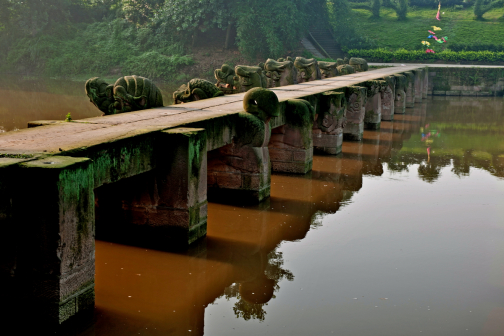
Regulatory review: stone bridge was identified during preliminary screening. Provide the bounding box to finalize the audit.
[0,65,427,327]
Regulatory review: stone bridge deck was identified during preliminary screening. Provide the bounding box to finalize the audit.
[0,65,422,156]
[0,64,426,327]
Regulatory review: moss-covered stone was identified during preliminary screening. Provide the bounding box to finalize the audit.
[235,65,267,92]
[173,78,224,103]
[85,76,163,115]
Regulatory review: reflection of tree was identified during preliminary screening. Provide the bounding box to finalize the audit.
[451,151,471,177]
[220,247,294,322]
[417,161,442,183]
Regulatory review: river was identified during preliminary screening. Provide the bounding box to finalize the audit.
[1,77,504,336]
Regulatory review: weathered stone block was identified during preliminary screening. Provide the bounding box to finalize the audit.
[337,86,366,141]
[381,75,395,121]
[6,156,96,326]
[413,68,424,102]
[393,74,407,114]
[404,71,416,108]
[313,91,346,155]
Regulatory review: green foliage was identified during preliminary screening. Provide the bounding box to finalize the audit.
[348,48,504,62]
[350,0,382,18]
[351,7,504,51]
[450,42,504,52]
[474,0,504,20]
[65,112,72,122]
[382,0,408,20]
[327,0,376,51]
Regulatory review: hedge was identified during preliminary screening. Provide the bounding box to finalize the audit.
[348,48,504,62]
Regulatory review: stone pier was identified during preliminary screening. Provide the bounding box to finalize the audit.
[381,75,395,121]
[312,91,346,155]
[339,86,367,141]
[404,71,416,108]
[363,80,387,130]
[394,74,407,114]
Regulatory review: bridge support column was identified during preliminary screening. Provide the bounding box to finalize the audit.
[269,99,315,173]
[404,71,416,108]
[116,128,208,245]
[3,156,95,326]
[423,68,429,98]
[339,86,367,141]
[364,80,387,130]
[207,143,270,203]
[413,69,424,103]
[312,92,346,155]
[394,74,407,114]
[381,75,395,121]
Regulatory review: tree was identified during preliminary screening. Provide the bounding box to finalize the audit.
[474,0,504,20]
[350,0,382,19]
[382,0,408,20]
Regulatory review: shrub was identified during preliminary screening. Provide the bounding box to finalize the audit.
[348,48,504,62]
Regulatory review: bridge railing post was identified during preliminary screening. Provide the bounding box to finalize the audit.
[312,91,346,155]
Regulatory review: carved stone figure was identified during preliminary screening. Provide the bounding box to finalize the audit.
[207,88,280,203]
[235,65,267,92]
[264,58,297,87]
[336,86,367,141]
[313,91,346,155]
[269,99,316,173]
[173,78,224,104]
[349,57,369,72]
[336,58,345,66]
[318,61,338,78]
[363,80,387,129]
[336,64,356,76]
[85,76,163,115]
[215,64,238,91]
[394,74,407,114]
[381,75,396,121]
[294,57,321,83]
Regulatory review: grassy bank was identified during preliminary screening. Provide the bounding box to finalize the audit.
[351,7,504,51]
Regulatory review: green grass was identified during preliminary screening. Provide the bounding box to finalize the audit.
[352,6,504,50]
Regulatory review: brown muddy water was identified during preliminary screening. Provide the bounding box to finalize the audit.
[2,77,504,336]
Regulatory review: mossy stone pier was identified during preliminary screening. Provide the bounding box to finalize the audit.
[0,64,434,328]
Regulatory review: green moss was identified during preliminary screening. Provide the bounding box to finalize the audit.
[0,153,34,159]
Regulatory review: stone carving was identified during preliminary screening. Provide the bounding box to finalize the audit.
[336,58,345,66]
[336,64,356,76]
[318,61,338,79]
[313,91,347,155]
[264,58,297,87]
[294,57,321,83]
[403,71,416,108]
[393,74,407,114]
[381,75,396,121]
[363,80,387,129]
[235,65,267,92]
[269,99,316,173]
[173,78,224,104]
[85,75,163,115]
[336,86,367,141]
[206,88,279,202]
[349,57,369,72]
[215,64,238,90]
